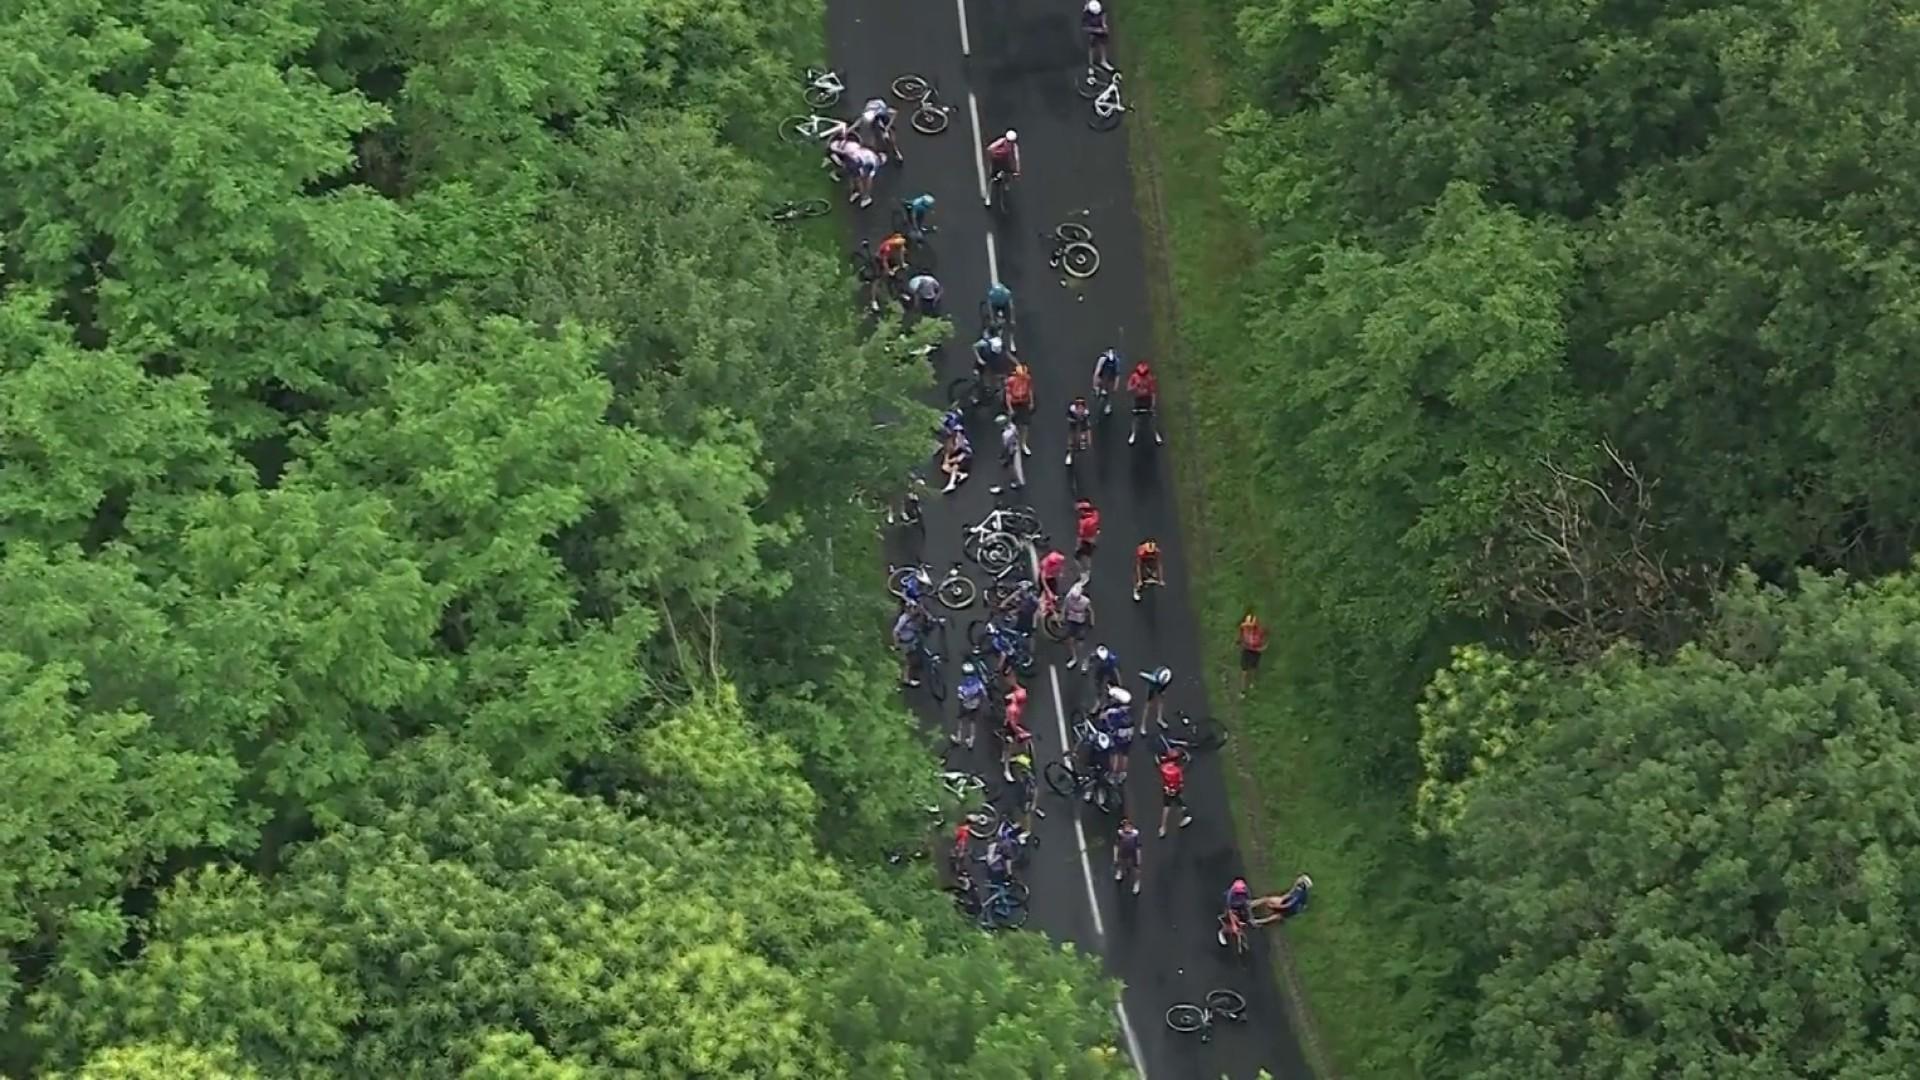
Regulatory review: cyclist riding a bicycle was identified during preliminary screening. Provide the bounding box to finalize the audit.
[1127,360,1164,445]
[1220,878,1254,946]
[987,130,1021,189]
[1065,396,1093,465]
[1092,348,1120,414]
[1134,538,1164,601]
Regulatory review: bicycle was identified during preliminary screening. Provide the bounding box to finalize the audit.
[777,113,851,145]
[1043,749,1121,814]
[1044,224,1101,279]
[803,67,845,109]
[979,298,1016,351]
[945,364,1000,417]
[1157,712,1227,753]
[1165,989,1249,1043]
[913,635,949,702]
[888,73,952,134]
[974,876,1032,930]
[961,507,1044,579]
[1089,70,1128,132]
[888,561,978,610]
[766,198,830,224]
[966,620,1036,675]
[1218,908,1251,957]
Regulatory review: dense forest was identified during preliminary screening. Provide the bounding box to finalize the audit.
[0,0,1127,1075]
[1208,0,1920,1074]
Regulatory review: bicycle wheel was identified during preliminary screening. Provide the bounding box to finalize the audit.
[1041,610,1067,641]
[777,115,815,144]
[1043,759,1079,798]
[924,618,950,657]
[946,376,984,410]
[1075,67,1110,100]
[998,507,1043,539]
[987,895,1030,929]
[964,812,1000,840]
[891,73,930,102]
[911,104,949,135]
[1062,241,1100,278]
[1165,1004,1207,1033]
[938,572,977,610]
[1090,102,1124,132]
[1204,988,1248,1018]
[804,84,840,109]
[972,532,1022,575]
[796,198,829,218]
[1055,222,1094,244]
[966,619,992,649]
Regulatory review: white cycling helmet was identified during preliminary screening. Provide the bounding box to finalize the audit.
[962,661,976,675]
[1108,687,1133,706]
[988,335,1004,351]
[1004,129,1018,142]
[1086,0,1102,13]
[1095,645,1111,662]
[1297,874,1314,889]
[1152,666,1173,686]
[1095,732,1112,750]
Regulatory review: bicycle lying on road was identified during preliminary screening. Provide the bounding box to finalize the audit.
[765,198,830,224]
[1165,989,1248,1043]
[778,113,851,144]
[889,561,978,610]
[889,73,953,135]
[1044,222,1101,279]
[1089,70,1128,132]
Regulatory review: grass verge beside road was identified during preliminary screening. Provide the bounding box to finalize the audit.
[1122,7,1465,1078]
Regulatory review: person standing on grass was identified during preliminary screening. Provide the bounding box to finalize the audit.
[1238,611,1268,695]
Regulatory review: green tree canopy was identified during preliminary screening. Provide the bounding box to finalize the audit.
[1425,568,1920,1077]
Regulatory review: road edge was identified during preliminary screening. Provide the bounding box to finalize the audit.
[1118,42,1343,1080]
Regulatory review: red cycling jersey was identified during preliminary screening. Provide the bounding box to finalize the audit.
[1076,509,1101,544]
[1127,367,1157,401]
[1159,758,1185,797]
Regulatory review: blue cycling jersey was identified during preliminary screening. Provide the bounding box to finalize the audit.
[1117,828,1141,853]
[1095,651,1120,675]
[987,283,1013,307]
[1096,350,1120,377]
[908,193,936,214]
[958,676,988,708]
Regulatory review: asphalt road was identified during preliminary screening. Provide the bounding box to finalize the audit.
[821,2,1314,1077]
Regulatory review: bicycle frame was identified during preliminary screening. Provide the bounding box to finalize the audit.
[1093,76,1126,119]
[793,115,850,140]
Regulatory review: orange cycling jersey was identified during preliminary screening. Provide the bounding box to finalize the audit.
[877,234,908,262]
[1006,371,1034,407]
[1136,542,1160,563]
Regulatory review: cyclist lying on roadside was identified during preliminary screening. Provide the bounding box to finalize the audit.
[939,429,972,493]
[1252,874,1314,925]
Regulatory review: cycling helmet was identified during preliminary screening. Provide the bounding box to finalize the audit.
[1076,498,1094,513]
[1004,129,1018,142]
[961,661,977,676]
[1151,666,1173,686]
[1086,0,1102,12]
[1297,874,1314,889]
[1095,732,1111,750]
[1013,362,1030,378]
[1094,645,1111,662]
[994,413,1009,426]
[988,335,1004,352]
[1231,878,1249,894]
[1107,687,1133,706]
[1011,751,1031,768]
[1135,361,1151,374]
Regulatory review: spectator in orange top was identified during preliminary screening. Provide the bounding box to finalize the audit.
[1238,611,1268,695]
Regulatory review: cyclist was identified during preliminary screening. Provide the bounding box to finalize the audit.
[984,281,1016,336]
[1253,874,1314,925]
[1082,0,1113,72]
[1113,817,1143,895]
[986,129,1021,199]
[1138,665,1172,734]
[1219,878,1254,947]
[903,192,937,239]
[846,142,883,208]
[876,231,910,280]
[997,578,1041,636]
[1126,360,1163,445]
[1005,750,1042,832]
[905,271,943,315]
[1061,581,1096,669]
[1133,537,1164,601]
[1092,348,1120,415]
[1158,748,1195,836]
[1000,680,1034,782]
[973,331,1011,384]
[939,427,972,493]
[1101,686,1134,779]
[850,239,887,313]
[949,818,973,880]
[892,606,925,688]
[1091,644,1123,692]
[1065,395,1093,465]
[981,618,1023,679]
[939,406,966,440]
[1039,547,1070,600]
[1004,362,1035,455]
[826,130,862,180]
[1074,498,1102,566]
[997,413,1025,492]
[857,96,903,162]
[955,661,989,749]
